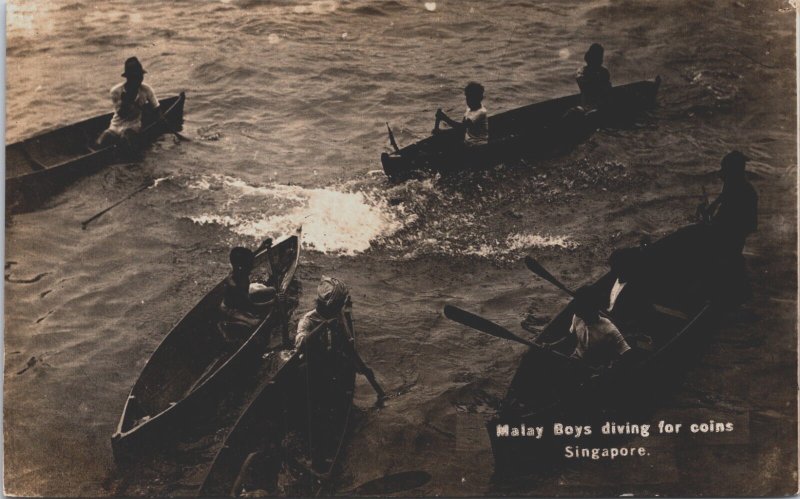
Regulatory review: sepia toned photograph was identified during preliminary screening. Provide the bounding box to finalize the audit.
[3,0,797,496]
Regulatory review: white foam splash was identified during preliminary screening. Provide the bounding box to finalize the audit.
[506,232,577,251]
[188,175,403,256]
[464,233,577,258]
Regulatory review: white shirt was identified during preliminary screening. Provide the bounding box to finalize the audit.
[607,278,627,312]
[463,106,488,146]
[570,315,631,362]
[108,82,160,133]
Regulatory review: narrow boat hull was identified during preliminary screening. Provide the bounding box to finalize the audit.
[486,224,722,476]
[111,230,301,464]
[6,93,186,214]
[198,316,357,497]
[381,78,660,181]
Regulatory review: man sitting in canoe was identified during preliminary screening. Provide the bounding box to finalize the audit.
[543,286,632,368]
[295,276,386,401]
[434,82,489,147]
[97,57,162,150]
[576,43,612,108]
[219,244,280,335]
[571,287,632,366]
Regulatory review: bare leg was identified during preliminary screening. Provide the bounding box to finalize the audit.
[96,129,121,148]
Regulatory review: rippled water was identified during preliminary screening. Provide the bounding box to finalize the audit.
[5,0,797,496]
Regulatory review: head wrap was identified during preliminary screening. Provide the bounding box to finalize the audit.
[315,276,349,317]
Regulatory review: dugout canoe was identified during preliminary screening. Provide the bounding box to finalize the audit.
[198,309,358,497]
[381,78,660,181]
[111,228,301,464]
[6,92,186,213]
[483,224,722,474]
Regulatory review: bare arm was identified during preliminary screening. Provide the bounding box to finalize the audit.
[435,108,466,129]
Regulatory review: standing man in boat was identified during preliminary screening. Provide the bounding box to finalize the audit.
[295,276,386,402]
[434,82,489,147]
[97,57,162,150]
[697,150,758,304]
[575,43,612,108]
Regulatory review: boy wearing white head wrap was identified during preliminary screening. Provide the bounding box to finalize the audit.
[294,276,387,402]
[295,276,350,348]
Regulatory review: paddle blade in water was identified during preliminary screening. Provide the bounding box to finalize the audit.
[443,305,534,347]
[349,471,432,495]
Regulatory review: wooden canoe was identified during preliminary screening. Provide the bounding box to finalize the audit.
[483,224,721,474]
[381,78,660,181]
[111,228,301,464]
[6,92,186,214]
[197,308,358,497]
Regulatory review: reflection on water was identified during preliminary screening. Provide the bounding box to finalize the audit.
[4,0,797,496]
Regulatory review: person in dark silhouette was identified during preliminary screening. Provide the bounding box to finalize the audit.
[576,43,612,108]
[704,151,758,253]
[697,150,758,304]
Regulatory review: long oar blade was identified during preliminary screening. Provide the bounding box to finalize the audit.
[524,256,575,296]
[80,179,154,229]
[443,305,535,347]
[349,471,432,496]
[526,256,618,322]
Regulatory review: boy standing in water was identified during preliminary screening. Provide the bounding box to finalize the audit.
[576,43,612,107]
[434,82,489,147]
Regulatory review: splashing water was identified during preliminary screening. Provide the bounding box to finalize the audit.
[187,174,404,255]
[183,173,578,261]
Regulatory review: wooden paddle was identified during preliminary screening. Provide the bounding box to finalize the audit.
[80,178,155,229]
[525,255,687,320]
[386,122,400,153]
[443,304,589,369]
[524,255,616,321]
[524,255,576,297]
[339,307,387,401]
[443,304,536,348]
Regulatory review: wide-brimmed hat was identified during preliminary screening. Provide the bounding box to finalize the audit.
[122,57,147,77]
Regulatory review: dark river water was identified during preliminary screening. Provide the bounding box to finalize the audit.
[4,0,797,496]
